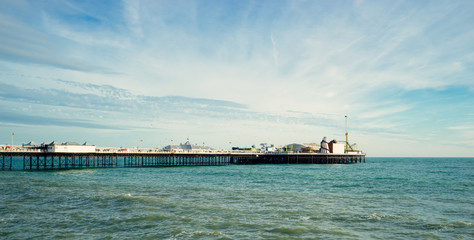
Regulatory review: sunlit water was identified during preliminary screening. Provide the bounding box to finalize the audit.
[1,158,472,239]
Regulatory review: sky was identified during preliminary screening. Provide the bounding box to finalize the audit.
[0,0,473,157]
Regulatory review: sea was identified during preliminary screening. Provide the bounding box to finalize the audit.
[1,157,472,239]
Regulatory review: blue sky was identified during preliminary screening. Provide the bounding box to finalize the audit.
[0,0,473,157]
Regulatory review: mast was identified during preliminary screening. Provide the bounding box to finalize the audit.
[345,116,349,153]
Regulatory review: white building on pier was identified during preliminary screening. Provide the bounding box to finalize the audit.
[46,141,96,153]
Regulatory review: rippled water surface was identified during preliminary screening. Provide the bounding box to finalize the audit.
[1,158,473,239]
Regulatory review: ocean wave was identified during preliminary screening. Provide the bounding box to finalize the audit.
[364,212,403,221]
[453,221,472,226]
[54,169,98,176]
[266,226,309,235]
[123,214,169,223]
[169,230,226,239]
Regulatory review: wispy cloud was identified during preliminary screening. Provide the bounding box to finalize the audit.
[0,14,116,73]
[0,81,247,116]
[123,0,143,38]
[0,110,123,130]
[270,33,278,66]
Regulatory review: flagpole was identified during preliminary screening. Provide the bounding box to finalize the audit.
[11,132,14,152]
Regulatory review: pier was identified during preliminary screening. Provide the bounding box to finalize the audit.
[1,151,365,170]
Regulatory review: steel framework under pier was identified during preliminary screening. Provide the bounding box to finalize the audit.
[21,153,118,170]
[1,153,13,170]
[122,153,232,167]
[1,152,365,170]
[232,153,365,164]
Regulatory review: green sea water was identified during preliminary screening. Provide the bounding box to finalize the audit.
[1,158,472,239]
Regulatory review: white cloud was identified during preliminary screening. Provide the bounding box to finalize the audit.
[448,126,474,130]
[123,0,143,38]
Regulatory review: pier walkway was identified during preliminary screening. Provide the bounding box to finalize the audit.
[1,151,365,170]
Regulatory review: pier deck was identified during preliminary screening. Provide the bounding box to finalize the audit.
[1,151,365,170]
